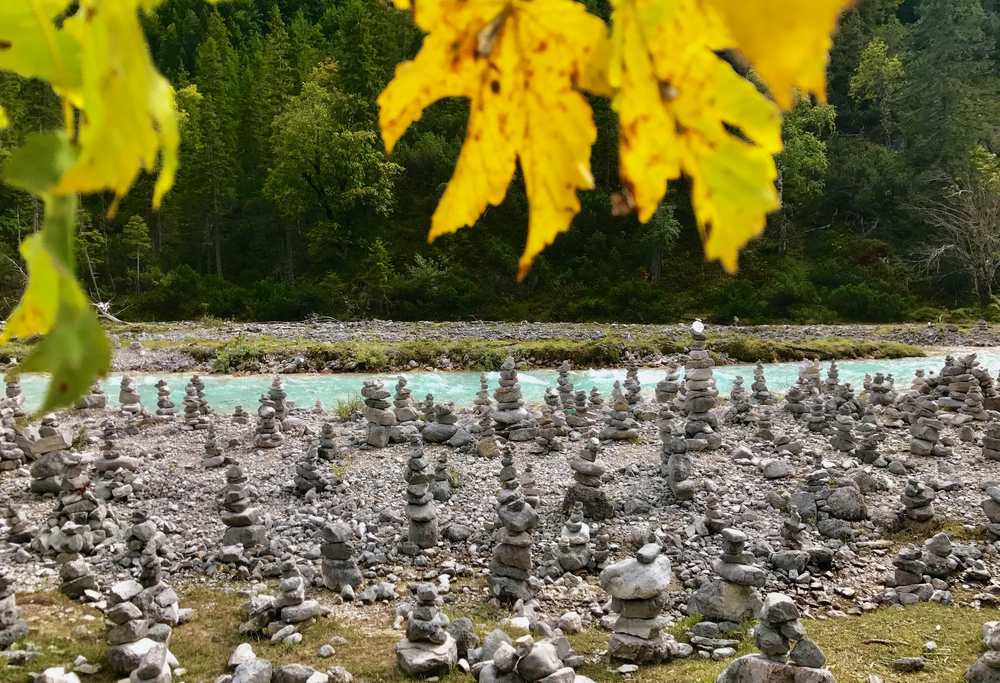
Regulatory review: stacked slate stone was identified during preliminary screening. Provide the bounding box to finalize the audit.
[966,621,1000,683]
[717,593,832,683]
[363,379,397,448]
[937,354,974,410]
[477,409,499,458]
[911,369,929,393]
[624,365,642,410]
[557,361,575,409]
[725,377,753,425]
[395,583,457,676]
[320,520,362,594]
[600,543,676,663]
[655,363,682,406]
[182,383,210,430]
[105,577,177,678]
[76,381,108,410]
[35,457,120,557]
[317,422,340,462]
[799,361,822,393]
[29,432,75,495]
[828,412,856,456]
[431,453,454,502]
[601,382,639,440]
[3,503,35,544]
[964,382,990,421]
[59,552,98,600]
[254,396,283,449]
[567,390,593,430]
[855,420,883,465]
[220,464,267,551]
[4,376,24,416]
[556,503,591,573]
[268,376,289,421]
[0,425,24,473]
[154,380,175,417]
[490,454,539,603]
[394,376,419,423]
[754,408,776,442]
[589,387,605,412]
[784,381,809,420]
[423,401,459,444]
[201,424,230,469]
[986,421,1000,461]
[0,570,28,650]
[781,505,807,549]
[421,393,436,422]
[869,373,895,406]
[804,398,828,434]
[474,373,494,414]
[119,510,168,571]
[94,419,141,501]
[492,357,537,442]
[521,463,541,509]
[544,388,560,410]
[134,553,184,627]
[403,439,438,554]
[191,375,211,415]
[119,376,143,416]
[684,324,721,450]
[232,405,249,425]
[272,561,322,630]
[688,529,764,626]
[751,363,773,405]
[659,405,696,501]
[533,407,564,454]
[910,397,948,457]
[563,437,612,519]
[822,361,840,395]
[293,446,332,496]
[900,479,936,523]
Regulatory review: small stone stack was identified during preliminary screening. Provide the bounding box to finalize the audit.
[105,578,171,677]
[94,420,140,501]
[490,455,538,603]
[684,323,721,450]
[474,373,493,413]
[567,390,593,430]
[0,425,24,473]
[77,381,108,410]
[363,379,397,448]
[804,398,828,434]
[910,399,947,457]
[624,365,642,410]
[393,377,419,423]
[182,384,209,430]
[659,405,696,501]
[688,528,764,625]
[823,361,840,395]
[29,442,74,495]
[964,383,990,421]
[395,584,457,677]
[201,424,229,469]
[829,413,856,456]
[984,421,1000,461]
[154,380,174,417]
[273,561,322,629]
[220,464,267,551]
[601,382,639,440]
[754,408,776,442]
[600,543,675,663]
[781,505,807,549]
[869,373,895,406]
[900,479,936,523]
[556,503,591,573]
[320,520,362,594]
[477,410,499,458]
[119,376,143,416]
[725,377,752,425]
[717,593,832,683]
[589,387,605,412]
[563,437,612,519]
[751,363,773,405]
[59,552,98,600]
[423,401,459,444]
[191,375,211,415]
[134,552,183,627]
[268,377,288,421]
[557,361,575,409]
[403,439,438,553]
[986,487,1000,540]
[293,446,332,496]
[799,361,822,392]
[492,357,537,442]
[966,621,1000,683]
[784,382,809,419]
[0,570,28,650]
[232,406,249,425]
[656,364,682,405]
[431,453,453,502]
[533,407,564,454]
[4,376,24,416]
[856,420,882,465]
[2,504,35,544]
[118,510,167,571]
[254,397,283,449]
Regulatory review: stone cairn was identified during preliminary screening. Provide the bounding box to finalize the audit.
[201,424,229,469]
[267,376,288,421]
[964,383,990,421]
[190,375,211,414]
[320,520,362,595]
[475,633,587,683]
[3,503,35,544]
[60,549,98,601]
[317,422,340,462]
[884,535,958,606]
[477,409,499,458]
[822,361,840,395]
[431,453,454,502]
[492,357,537,442]
[474,373,493,414]
[562,436,612,519]
[118,510,168,571]
[0,570,28,650]
[182,382,209,430]
[240,561,322,644]
[556,503,591,573]
[567,389,593,430]
[4,376,24,417]
[829,412,856,456]
[856,419,882,465]
[717,593,832,683]
[784,381,809,419]
[601,382,639,440]
[725,376,752,425]
[910,397,948,457]
[220,464,267,552]
[394,376,419,423]
[684,322,721,450]
[966,620,1000,683]
[293,445,332,496]
[105,576,178,678]
[600,543,676,664]
[0,424,24,473]
[423,401,459,444]
[754,407,776,443]
[363,379,396,448]
[656,363,682,405]
[557,361,575,409]
[94,419,141,501]
[985,487,1000,541]
[804,398,828,434]
[77,380,108,410]
[28,425,74,495]
[589,386,605,411]
[900,479,936,524]
[544,387,560,411]
[36,456,120,558]
[799,360,822,392]
[751,363,773,405]
[119,376,143,416]
[521,464,541,509]
[254,395,283,449]
[403,439,438,554]
[490,452,539,603]
[659,405,696,501]
[154,380,175,417]
[624,364,642,410]
[869,373,895,406]
[232,405,249,425]
[688,529,764,627]
[395,583,457,676]
[533,407,564,454]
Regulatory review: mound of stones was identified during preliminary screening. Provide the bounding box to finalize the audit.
[320,520,362,596]
[239,562,324,644]
[561,437,611,520]
[492,358,537,442]
[396,583,457,676]
[688,529,764,627]
[472,631,589,683]
[363,379,397,448]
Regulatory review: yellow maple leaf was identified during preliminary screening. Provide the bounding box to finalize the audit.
[610,0,782,272]
[379,0,609,279]
[706,0,856,110]
[55,0,179,209]
[0,0,81,96]
[0,105,7,130]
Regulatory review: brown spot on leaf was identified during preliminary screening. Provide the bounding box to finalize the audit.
[490,80,500,94]
[0,41,12,51]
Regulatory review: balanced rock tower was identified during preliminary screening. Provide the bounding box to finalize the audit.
[684,320,721,450]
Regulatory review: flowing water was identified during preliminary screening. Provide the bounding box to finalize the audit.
[14,348,1000,414]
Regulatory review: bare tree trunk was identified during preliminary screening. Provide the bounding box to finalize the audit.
[214,226,223,279]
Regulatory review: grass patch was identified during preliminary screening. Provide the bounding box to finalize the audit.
[334,396,364,419]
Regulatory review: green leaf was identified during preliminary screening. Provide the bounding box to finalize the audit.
[3,131,77,198]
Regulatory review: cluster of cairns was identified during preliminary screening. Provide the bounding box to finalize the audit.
[363,379,397,448]
[884,532,959,606]
[240,561,323,644]
[684,322,721,450]
[35,454,120,561]
[561,437,611,520]
[490,451,538,603]
[492,358,537,442]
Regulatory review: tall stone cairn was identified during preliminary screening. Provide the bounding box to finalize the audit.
[268,376,288,421]
[0,423,24,473]
[154,380,174,417]
[220,464,267,550]
[0,570,28,649]
[395,583,457,677]
[474,373,493,413]
[601,382,639,440]
[191,375,212,415]
[985,419,1000,461]
[655,363,681,405]
[600,543,676,664]
[751,363,773,405]
[182,382,209,430]
[557,361,575,410]
[624,364,642,409]
[784,381,808,419]
[320,520,362,594]
[5,376,24,417]
[492,357,537,442]
[362,379,396,448]
[562,437,611,519]
[489,450,538,603]
[119,376,142,416]
[254,395,283,449]
[659,405,696,501]
[393,376,419,423]
[567,389,593,430]
[403,439,438,553]
[477,409,499,458]
[684,322,721,450]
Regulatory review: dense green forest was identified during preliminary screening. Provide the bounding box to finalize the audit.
[0,0,998,324]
